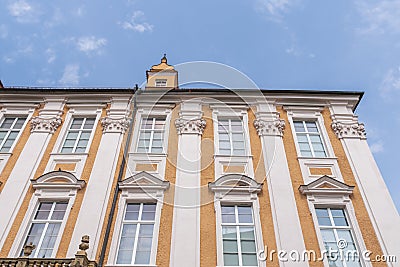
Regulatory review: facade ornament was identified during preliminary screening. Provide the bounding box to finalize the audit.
[253,118,285,137]
[175,118,206,135]
[100,116,130,134]
[30,116,62,134]
[22,242,35,257]
[331,120,366,139]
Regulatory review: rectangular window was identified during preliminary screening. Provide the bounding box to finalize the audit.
[21,201,68,258]
[221,205,258,266]
[0,116,27,152]
[218,119,245,156]
[137,117,165,153]
[61,118,96,153]
[316,208,361,267]
[293,121,326,157]
[155,79,167,87]
[116,203,156,265]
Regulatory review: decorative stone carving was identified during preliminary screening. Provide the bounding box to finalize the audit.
[331,120,366,139]
[100,117,130,134]
[253,118,285,137]
[22,242,35,257]
[175,118,206,135]
[30,116,62,134]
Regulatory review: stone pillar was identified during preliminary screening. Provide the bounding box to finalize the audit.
[0,97,65,252]
[254,103,309,267]
[67,97,131,259]
[170,100,205,267]
[330,108,400,262]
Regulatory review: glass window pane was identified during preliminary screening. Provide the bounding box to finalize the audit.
[14,118,26,129]
[294,121,305,132]
[238,214,253,223]
[222,214,236,223]
[135,251,151,264]
[337,230,354,243]
[297,134,308,142]
[139,224,154,236]
[305,122,318,132]
[316,208,329,217]
[239,227,255,240]
[321,229,336,242]
[221,206,235,214]
[237,206,252,215]
[1,118,15,129]
[223,240,238,253]
[331,209,345,217]
[80,132,91,140]
[224,253,239,266]
[242,253,258,266]
[317,216,332,226]
[222,227,237,240]
[241,240,256,253]
[71,118,84,129]
[333,217,348,227]
[83,118,95,129]
[61,147,73,153]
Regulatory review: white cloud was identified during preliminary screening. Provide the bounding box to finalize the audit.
[357,0,400,34]
[76,36,107,54]
[7,0,39,23]
[45,48,56,63]
[370,140,384,153]
[120,10,154,33]
[59,64,80,85]
[255,0,297,22]
[379,66,400,99]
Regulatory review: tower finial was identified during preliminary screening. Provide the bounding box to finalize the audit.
[161,54,167,63]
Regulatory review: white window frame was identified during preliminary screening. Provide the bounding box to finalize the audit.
[217,118,247,156]
[155,79,167,87]
[292,120,327,158]
[9,170,85,258]
[286,108,335,159]
[136,117,166,154]
[0,105,35,174]
[0,116,29,152]
[107,172,169,267]
[60,117,97,153]
[131,107,172,155]
[52,105,103,155]
[209,174,265,267]
[299,176,371,267]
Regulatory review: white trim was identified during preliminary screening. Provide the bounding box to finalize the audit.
[210,175,265,267]
[8,171,83,257]
[107,172,168,266]
[300,176,371,267]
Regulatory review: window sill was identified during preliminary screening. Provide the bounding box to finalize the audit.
[50,152,89,156]
[297,156,337,160]
[214,154,253,158]
[129,152,167,157]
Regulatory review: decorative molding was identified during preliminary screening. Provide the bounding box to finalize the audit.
[331,120,366,140]
[175,118,206,135]
[31,170,85,190]
[209,174,263,200]
[253,118,285,137]
[100,116,130,134]
[299,175,354,197]
[30,116,62,134]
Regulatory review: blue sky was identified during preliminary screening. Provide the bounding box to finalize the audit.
[0,0,399,211]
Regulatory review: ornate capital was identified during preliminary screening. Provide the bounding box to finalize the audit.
[101,117,130,134]
[30,116,62,134]
[253,118,285,137]
[331,120,366,139]
[175,118,206,135]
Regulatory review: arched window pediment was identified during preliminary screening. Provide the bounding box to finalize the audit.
[209,174,263,195]
[31,170,85,190]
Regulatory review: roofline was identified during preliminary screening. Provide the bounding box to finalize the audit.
[0,87,135,93]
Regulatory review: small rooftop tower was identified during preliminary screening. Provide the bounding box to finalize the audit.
[145,54,178,90]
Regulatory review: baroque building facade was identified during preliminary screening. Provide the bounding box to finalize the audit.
[0,56,399,267]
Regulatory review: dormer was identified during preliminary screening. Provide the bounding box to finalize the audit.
[145,54,178,90]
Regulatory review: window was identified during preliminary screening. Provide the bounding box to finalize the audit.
[221,205,258,266]
[293,121,326,157]
[61,118,95,153]
[137,117,165,153]
[155,79,167,87]
[116,203,156,265]
[21,201,68,258]
[316,208,361,267]
[218,119,245,156]
[0,116,26,152]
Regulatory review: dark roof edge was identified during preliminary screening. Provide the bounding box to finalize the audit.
[0,87,135,93]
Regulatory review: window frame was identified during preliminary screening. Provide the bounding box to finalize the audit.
[59,117,97,154]
[107,172,168,266]
[292,120,327,158]
[287,111,334,159]
[21,201,69,258]
[0,116,29,152]
[9,170,84,258]
[210,174,265,267]
[217,118,247,156]
[115,202,157,265]
[155,79,167,87]
[212,109,251,158]
[136,117,166,154]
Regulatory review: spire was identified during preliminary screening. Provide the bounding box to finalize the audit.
[161,53,167,64]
